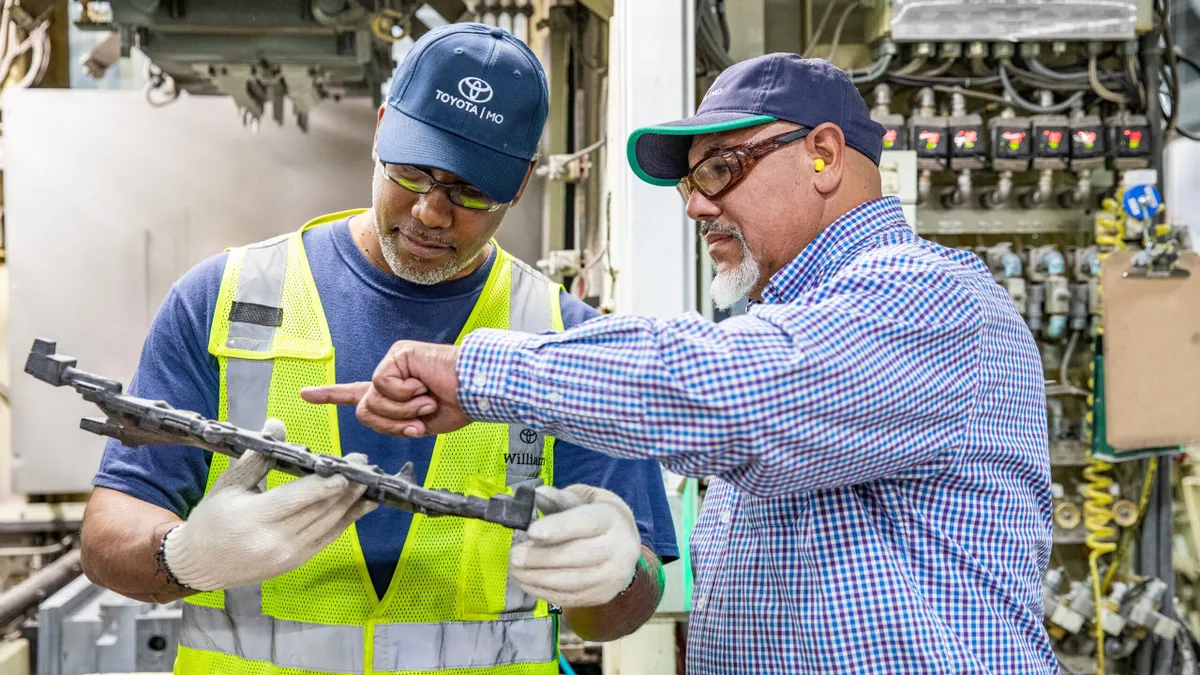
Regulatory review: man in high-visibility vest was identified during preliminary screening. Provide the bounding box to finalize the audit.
[78,23,678,675]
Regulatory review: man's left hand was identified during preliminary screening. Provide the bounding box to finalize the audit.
[300,340,467,437]
[510,485,643,608]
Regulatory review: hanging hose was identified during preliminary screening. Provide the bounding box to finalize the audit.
[1084,453,1117,675]
[1084,186,1129,675]
[1088,55,1127,104]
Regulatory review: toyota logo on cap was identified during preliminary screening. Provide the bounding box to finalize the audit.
[458,77,494,103]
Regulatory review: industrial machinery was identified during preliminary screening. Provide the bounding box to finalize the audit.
[71,0,536,129]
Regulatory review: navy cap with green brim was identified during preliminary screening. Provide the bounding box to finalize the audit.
[627,54,886,186]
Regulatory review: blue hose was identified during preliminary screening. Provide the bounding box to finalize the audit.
[559,653,579,675]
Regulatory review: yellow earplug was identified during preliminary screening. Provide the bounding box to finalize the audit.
[813,158,825,172]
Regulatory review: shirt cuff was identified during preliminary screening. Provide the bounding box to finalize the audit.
[456,328,541,424]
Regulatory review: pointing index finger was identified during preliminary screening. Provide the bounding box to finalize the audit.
[300,382,370,406]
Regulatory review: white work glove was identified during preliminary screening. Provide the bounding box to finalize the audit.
[162,418,377,591]
[508,484,642,608]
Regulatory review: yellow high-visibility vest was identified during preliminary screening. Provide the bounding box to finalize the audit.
[174,210,564,675]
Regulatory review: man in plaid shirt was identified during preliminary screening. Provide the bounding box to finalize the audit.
[304,54,1058,674]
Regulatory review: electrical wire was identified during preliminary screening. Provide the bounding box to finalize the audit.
[1005,58,1104,92]
[1100,457,1159,593]
[1153,0,1200,140]
[998,64,1086,113]
[918,58,957,77]
[931,84,1010,105]
[892,56,925,76]
[887,71,1001,87]
[696,0,735,73]
[1027,56,1092,81]
[847,53,891,83]
[1128,55,1147,109]
[1060,331,1080,388]
[143,59,179,107]
[825,2,858,63]
[1089,55,1127,104]
[1170,48,1200,140]
[801,0,838,58]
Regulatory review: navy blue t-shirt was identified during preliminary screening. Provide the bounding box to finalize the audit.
[94,218,678,599]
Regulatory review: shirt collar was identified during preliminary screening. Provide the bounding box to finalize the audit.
[759,196,909,305]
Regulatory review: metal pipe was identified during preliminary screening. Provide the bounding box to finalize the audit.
[0,540,69,557]
[917,169,932,205]
[0,548,81,627]
[983,170,1013,209]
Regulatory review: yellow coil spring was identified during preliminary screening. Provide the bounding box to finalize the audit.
[1085,188,1127,675]
[1084,455,1116,674]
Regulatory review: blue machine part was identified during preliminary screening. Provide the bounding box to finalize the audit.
[1002,252,1023,278]
[1043,250,1066,276]
[1047,315,1067,340]
[1122,184,1163,221]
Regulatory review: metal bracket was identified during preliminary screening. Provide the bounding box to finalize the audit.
[1123,244,1191,279]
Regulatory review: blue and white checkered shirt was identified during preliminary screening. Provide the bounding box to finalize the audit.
[458,196,1057,674]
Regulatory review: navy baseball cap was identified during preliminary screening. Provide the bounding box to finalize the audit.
[628,54,887,186]
[376,23,548,204]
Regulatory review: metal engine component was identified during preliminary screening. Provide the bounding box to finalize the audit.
[37,574,181,675]
[1119,578,1180,640]
[74,0,461,129]
[24,339,540,531]
[1044,569,1088,635]
[1110,498,1138,527]
[1054,500,1083,530]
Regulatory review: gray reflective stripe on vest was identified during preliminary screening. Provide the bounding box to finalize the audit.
[226,237,289,353]
[373,615,554,671]
[503,260,555,616]
[505,259,553,487]
[223,237,288,476]
[508,258,553,335]
[225,358,272,432]
[180,605,553,673]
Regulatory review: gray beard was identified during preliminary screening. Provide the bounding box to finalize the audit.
[372,165,470,285]
[702,222,760,310]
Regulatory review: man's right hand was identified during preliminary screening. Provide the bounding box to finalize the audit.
[160,418,377,592]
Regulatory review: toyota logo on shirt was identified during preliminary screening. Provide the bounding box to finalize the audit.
[458,77,494,103]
